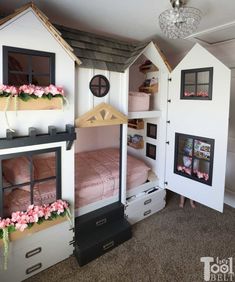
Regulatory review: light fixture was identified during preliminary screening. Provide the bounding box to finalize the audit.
[159,0,202,39]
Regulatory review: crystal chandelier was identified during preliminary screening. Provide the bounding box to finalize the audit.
[159,0,202,39]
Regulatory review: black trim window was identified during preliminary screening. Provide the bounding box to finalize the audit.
[181,67,213,100]
[89,75,110,97]
[3,46,55,86]
[174,133,214,186]
[146,143,156,160]
[0,147,61,218]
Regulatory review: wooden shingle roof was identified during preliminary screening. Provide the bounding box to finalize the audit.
[56,25,150,72]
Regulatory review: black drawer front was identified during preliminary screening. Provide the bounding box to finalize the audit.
[75,202,124,236]
[74,219,132,266]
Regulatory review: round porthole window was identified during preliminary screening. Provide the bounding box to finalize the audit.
[89,75,110,97]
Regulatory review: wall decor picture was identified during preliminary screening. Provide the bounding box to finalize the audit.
[146,143,156,160]
[147,123,157,139]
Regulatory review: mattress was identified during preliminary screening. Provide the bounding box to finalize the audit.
[75,148,150,208]
[3,148,150,215]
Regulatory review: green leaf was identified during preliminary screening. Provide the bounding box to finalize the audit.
[8,225,16,233]
[19,93,31,102]
[47,93,53,100]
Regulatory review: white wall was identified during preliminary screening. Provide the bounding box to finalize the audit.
[75,125,120,153]
[0,9,75,137]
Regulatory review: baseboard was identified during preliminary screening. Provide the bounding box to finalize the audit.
[224,189,235,208]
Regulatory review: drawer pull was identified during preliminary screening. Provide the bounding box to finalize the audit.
[144,199,152,205]
[144,209,152,216]
[103,241,114,251]
[25,247,42,258]
[96,218,107,226]
[26,263,42,275]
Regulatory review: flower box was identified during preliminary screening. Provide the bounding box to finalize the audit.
[0,96,63,111]
[0,216,66,247]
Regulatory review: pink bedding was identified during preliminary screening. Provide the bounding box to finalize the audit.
[4,148,150,214]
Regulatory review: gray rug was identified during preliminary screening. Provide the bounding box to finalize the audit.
[25,192,235,282]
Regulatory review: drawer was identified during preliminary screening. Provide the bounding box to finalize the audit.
[76,202,124,236]
[125,188,166,225]
[75,218,132,266]
[0,221,74,282]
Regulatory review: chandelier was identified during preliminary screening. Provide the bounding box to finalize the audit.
[159,0,202,39]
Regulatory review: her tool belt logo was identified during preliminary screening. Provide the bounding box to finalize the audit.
[200,257,234,281]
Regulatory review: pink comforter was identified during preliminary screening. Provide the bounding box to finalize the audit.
[4,148,150,214]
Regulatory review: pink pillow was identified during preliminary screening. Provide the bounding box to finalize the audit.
[2,157,31,192]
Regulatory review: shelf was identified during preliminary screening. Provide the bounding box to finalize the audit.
[128,119,144,129]
[139,64,159,74]
[139,84,158,94]
[127,140,144,149]
[128,110,161,119]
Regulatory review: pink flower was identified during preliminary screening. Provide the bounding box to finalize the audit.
[11,211,23,223]
[19,84,35,95]
[0,84,7,93]
[44,84,64,96]
[56,86,64,96]
[43,206,52,220]
[0,218,12,229]
[50,200,65,214]
[34,86,45,98]
[15,222,28,232]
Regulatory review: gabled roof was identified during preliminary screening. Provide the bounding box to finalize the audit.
[0,2,81,65]
[56,24,150,72]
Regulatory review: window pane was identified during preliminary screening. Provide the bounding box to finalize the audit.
[33,153,56,181]
[193,159,210,182]
[8,52,28,72]
[33,179,56,206]
[90,86,99,96]
[8,73,28,85]
[197,71,210,84]
[32,75,50,86]
[2,156,31,187]
[5,187,31,217]
[184,85,196,97]
[176,155,192,175]
[197,85,209,98]
[32,56,50,74]
[178,137,193,156]
[194,139,211,161]
[184,72,196,84]
[91,76,99,85]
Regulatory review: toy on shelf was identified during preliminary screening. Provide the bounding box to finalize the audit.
[128,119,144,129]
[139,77,158,94]
[139,60,159,74]
[127,134,144,149]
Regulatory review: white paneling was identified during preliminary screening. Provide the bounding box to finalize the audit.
[0,10,75,137]
[76,68,93,117]
[76,68,127,118]
[166,44,231,212]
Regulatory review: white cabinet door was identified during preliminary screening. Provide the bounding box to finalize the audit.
[165,44,231,212]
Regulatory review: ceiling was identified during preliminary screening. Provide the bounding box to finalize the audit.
[1,0,235,66]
